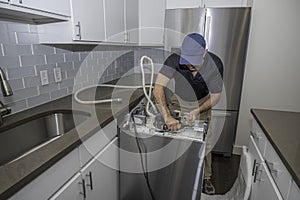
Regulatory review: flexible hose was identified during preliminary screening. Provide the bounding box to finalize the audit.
[74,56,158,117]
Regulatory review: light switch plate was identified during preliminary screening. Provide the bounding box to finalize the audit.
[54,67,62,82]
[40,70,49,85]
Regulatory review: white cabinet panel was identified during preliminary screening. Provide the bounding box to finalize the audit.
[139,0,165,44]
[125,0,139,43]
[82,138,119,200]
[248,136,283,200]
[79,120,117,167]
[265,139,292,199]
[10,0,70,16]
[288,181,300,200]
[71,0,105,41]
[251,120,267,156]
[10,148,80,200]
[49,172,84,200]
[104,0,125,42]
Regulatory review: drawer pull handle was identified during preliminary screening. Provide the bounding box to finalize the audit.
[266,161,279,174]
[79,179,86,198]
[86,171,94,190]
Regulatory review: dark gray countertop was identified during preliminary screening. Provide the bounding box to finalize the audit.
[0,74,146,200]
[251,108,300,189]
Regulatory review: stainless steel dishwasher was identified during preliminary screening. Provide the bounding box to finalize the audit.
[118,126,206,200]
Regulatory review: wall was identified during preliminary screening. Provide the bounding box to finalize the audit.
[0,20,134,114]
[235,0,300,147]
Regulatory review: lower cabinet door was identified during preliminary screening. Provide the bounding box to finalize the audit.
[81,137,119,200]
[49,172,85,200]
[248,136,283,200]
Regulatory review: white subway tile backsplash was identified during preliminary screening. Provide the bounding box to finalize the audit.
[7,99,27,113]
[2,44,32,56]
[27,93,50,107]
[50,88,68,100]
[16,32,39,44]
[46,54,64,64]
[0,55,20,68]
[65,53,80,62]
[20,55,46,66]
[32,44,55,55]
[7,66,35,79]
[24,76,41,88]
[0,20,135,114]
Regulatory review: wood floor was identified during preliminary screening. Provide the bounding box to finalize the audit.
[211,153,241,195]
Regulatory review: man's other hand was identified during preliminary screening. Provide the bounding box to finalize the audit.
[164,115,181,131]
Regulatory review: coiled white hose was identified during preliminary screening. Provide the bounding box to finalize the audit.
[74,55,157,117]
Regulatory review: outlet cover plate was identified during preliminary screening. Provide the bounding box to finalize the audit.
[40,70,49,85]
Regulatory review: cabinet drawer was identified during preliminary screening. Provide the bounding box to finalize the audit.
[251,120,267,156]
[265,140,292,199]
[79,120,117,167]
[288,181,300,200]
[10,148,80,200]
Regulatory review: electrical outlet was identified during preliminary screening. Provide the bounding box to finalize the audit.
[40,70,49,85]
[54,67,62,83]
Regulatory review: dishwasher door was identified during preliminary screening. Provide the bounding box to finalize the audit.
[119,130,206,200]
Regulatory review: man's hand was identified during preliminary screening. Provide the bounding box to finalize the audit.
[164,115,181,131]
[188,108,200,122]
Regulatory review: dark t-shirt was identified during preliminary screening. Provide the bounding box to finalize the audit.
[159,52,223,101]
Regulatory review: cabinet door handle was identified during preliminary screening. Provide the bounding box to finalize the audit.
[253,163,263,183]
[252,159,257,176]
[266,160,279,174]
[75,21,82,40]
[19,0,22,4]
[86,171,94,190]
[79,179,86,198]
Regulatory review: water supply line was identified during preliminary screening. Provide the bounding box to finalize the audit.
[74,55,157,117]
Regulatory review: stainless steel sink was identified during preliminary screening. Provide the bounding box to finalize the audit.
[0,110,90,166]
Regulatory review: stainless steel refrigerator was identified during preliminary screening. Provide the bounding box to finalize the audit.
[164,7,251,156]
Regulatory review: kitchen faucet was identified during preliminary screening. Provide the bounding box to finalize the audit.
[0,67,13,125]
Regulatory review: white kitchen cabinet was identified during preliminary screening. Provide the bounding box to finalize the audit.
[81,137,119,200]
[265,139,292,199]
[125,0,139,43]
[9,0,70,16]
[250,120,267,157]
[71,0,105,41]
[9,148,81,200]
[139,0,165,45]
[288,181,300,200]
[0,0,70,23]
[49,172,84,200]
[248,136,283,200]
[79,120,118,167]
[50,138,119,200]
[104,0,125,43]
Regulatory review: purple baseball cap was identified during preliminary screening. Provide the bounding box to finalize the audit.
[179,33,206,66]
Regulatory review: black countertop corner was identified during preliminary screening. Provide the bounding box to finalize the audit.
[251,108,300,189]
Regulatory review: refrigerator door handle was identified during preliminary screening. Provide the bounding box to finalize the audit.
[204,15,211,48]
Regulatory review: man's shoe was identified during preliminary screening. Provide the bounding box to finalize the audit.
[202,179,215,195]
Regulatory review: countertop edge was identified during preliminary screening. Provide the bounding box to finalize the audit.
[250,108,300,189]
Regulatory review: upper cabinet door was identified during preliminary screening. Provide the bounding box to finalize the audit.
[139,0,165,45]
[10,0,71,16]
[104,0,125,43]
[71,0,105,41]
[125,0,139,43]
